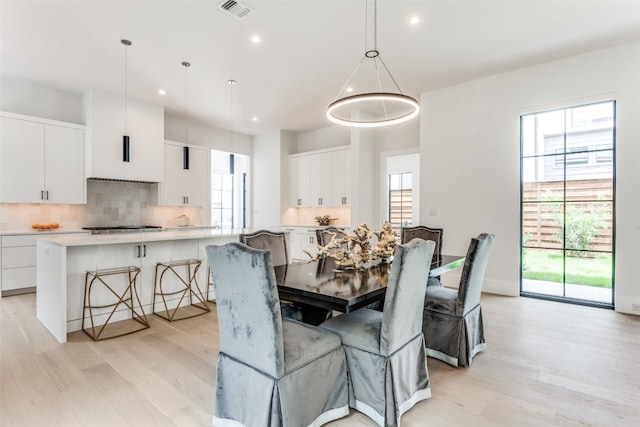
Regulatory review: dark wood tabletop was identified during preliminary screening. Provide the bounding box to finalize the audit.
[275,254,465,314]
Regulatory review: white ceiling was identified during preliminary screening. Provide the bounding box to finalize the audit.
[2,1,639,136]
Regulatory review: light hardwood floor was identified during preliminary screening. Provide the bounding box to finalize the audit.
[1,293,638,427]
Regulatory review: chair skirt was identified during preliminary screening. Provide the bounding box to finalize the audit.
[213,348,349,427]
[423,304,486,368]
[342,335,431,427]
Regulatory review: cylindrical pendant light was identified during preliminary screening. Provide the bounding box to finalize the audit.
[182,61,191,169]
[122,39,132,162]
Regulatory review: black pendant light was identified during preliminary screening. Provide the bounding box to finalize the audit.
[182,61,191,169]
[122,39,132,162]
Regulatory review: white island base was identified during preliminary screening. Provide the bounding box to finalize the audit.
[36,229,239,343]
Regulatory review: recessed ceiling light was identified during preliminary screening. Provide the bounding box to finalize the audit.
[251,35,261,44]
[346,86,354,93]
[252,117,258,122]
[158,89,166,95]
[409,16,420,25]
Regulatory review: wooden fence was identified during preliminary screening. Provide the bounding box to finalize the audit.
[522,179,613,251]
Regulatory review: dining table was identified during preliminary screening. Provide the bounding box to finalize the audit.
[274,254,465,315]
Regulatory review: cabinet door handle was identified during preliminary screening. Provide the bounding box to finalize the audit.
[45,191,49,200]
[297,198,301,206]
[318,198,322,205]
[186,196,189,204]
[135,245,141,258]
[143,244,147,257]
[41,190,44,200]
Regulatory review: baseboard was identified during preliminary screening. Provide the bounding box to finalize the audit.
[1,287,36,297]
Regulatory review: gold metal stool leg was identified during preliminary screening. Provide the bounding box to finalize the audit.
[152,259,209,321]
[82,266,149,341]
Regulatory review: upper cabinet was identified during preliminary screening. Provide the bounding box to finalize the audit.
[156,142,210,207]
[289,146,351,208]
[331,148,351,206]
[82,89,164,183]
[0,113,85,204]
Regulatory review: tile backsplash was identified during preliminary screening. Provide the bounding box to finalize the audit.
[0,179,203,231]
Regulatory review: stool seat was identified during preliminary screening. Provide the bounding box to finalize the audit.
[82,266,149,341]
[153,258,210,321]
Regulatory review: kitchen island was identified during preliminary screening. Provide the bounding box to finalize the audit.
[37,228,240,342]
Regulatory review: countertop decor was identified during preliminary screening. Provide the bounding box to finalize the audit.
[305,221,398,270]
[315,215,338,226]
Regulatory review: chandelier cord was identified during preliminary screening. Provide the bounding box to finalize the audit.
[331,54,366,102]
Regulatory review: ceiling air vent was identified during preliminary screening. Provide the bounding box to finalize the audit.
[218,0,253,20]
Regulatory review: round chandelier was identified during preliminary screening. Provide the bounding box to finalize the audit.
[327,0,419,128]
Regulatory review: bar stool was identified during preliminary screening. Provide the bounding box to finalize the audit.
[82,266,149,341]
[153,258,210,321]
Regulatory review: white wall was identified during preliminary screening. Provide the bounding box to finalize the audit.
[0,76,83,123]
[294,126,350,153]
[252,130,289,229]
[420,41,640,314]
[164,114,252,156]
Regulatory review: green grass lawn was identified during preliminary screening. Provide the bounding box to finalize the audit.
[522,251,612,288]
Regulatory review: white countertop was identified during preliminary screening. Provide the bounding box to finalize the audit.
[0,228,88,236]
[36,228,243,247]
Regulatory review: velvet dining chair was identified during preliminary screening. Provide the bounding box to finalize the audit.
[401,225,444,287]
[206,242,349,427]
[422,233,495,367]
[319,238,435,427]
[239,229,303,321]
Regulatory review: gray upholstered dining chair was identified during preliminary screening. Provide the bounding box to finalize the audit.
[422,233,495,368]
[316,226,347,248]
[206,242,349,427]
[319,238,435,427]
[239,229,289,266]
[401,225,444,286]
[239,229,303,321]
[401,225,443,255]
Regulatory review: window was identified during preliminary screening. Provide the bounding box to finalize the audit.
[520,100,615,308]
[554,146,589,167]
[211,172,234,228]
[211,150,249,229]
[388,172,413,230]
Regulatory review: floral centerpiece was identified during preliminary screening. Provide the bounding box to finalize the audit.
[305,221,398,270]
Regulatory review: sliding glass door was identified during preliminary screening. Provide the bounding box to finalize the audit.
[520,101,615,308]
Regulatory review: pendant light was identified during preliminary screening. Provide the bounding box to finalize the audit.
[182,61,191,169]
[121,39,132,162]
[228,79,236,175]
[327,0,419,128]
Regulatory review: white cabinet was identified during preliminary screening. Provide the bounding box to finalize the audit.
[1,231,89,296]
[331,148,351,206]
[156,142,210,207]
[308,152,333,207]
[82,89,164,182]
[0,113,85,204]
[289,155,310,207]
[289,147,350,207]
[285,227,319,261]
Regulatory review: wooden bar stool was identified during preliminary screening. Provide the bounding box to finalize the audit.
[152,259,209,321]
[82,266,149,341]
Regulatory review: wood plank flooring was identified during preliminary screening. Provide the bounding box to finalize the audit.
[1,293,638,426]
